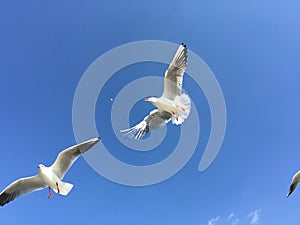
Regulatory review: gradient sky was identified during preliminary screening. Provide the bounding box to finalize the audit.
[1,1,300,225]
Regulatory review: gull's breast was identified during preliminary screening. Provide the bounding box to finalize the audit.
[39,167,61,189]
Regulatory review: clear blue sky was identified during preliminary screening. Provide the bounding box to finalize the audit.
[1,1,300,224]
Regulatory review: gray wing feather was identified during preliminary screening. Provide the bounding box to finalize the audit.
[0,175,46,206]
[162,43,188,100]
[146,110,172,130]
[50,137,100,179]
[120,109,172,139]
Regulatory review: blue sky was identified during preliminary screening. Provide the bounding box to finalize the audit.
[1,1,300,224]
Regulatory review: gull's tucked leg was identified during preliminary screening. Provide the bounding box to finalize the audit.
[47,187,52,199]
[172,111,179,121]
[56,182,60,194]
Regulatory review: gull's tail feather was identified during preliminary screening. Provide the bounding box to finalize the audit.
[172,116,185,125]
[172,93,191,125]
[54,181,73,196]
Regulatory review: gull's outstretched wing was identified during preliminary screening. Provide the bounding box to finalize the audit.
[0,175,46,206]
[50,137,100,179]
[162,43,188,100]
[120,109,172,139]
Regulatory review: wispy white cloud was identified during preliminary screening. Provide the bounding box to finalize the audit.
[227,213,239,225]
[228,213,234,220]
[248,210,260,225]
[208,216,220,225]
[204,209,261,225]
[228,215,239,225]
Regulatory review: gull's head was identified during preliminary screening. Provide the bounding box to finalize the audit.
[144,97,158,103]
[37,164,45,170]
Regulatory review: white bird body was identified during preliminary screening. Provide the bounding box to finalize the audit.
[146,95,190,125]
[38,165,73,196]
[38,165,57,189]
[0,137,100,206]
[121,43,191,139]
[148,97,176,114]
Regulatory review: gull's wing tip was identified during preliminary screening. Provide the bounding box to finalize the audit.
[83,137,100,142]
[90,137,100,143]
[180,43,187,48]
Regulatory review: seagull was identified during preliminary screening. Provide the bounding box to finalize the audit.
[0,137,100,206]
[121,43,191,139]
[287,170,300,197]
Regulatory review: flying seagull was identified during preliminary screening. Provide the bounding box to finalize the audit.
[0,137,100,206]
[121,43,191,139]
[287,170,300,197]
